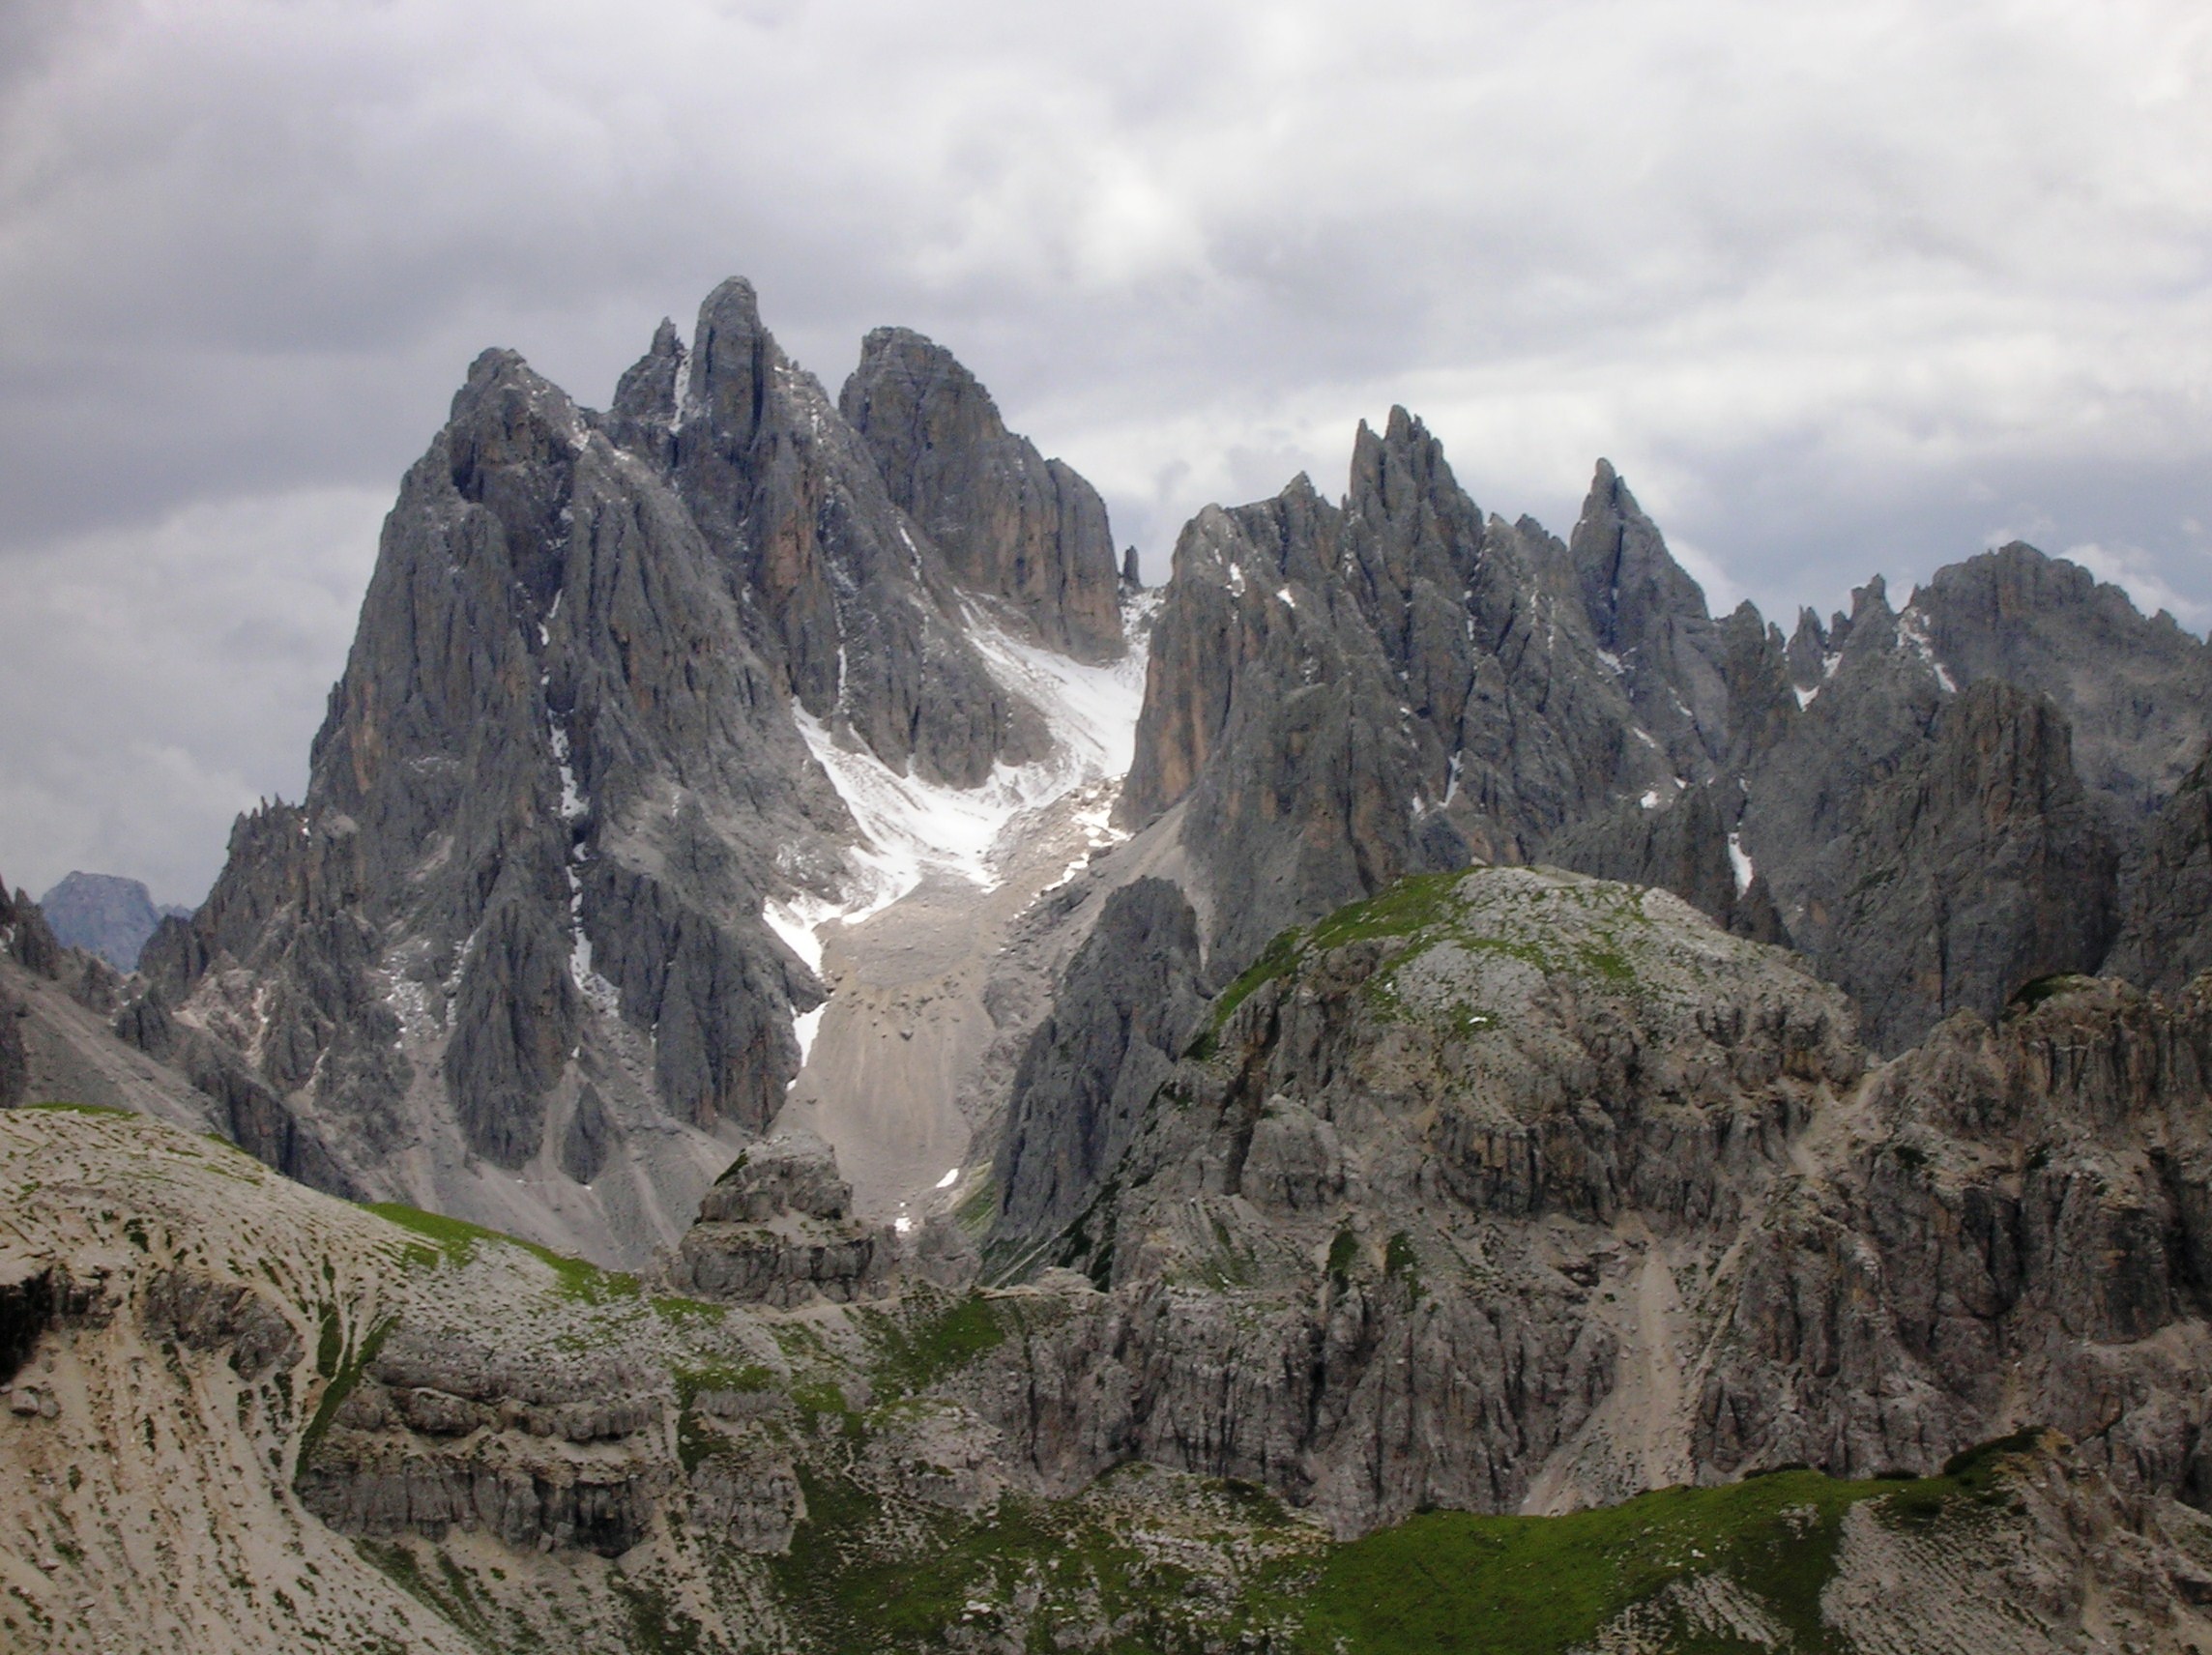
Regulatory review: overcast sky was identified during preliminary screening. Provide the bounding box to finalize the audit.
[3,0,2209,905]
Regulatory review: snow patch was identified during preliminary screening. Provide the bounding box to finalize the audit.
[1640,790,1662,810]
[1596,648,1624,675]
[1727,833,1755,896]
[1226,563,1246,597]
[783,602,1150,949]
[1897,609,1956,692]
[935,1167,960,1190]
[666,344,690,434]
[1275,586,1296,609]
[790,1003,826,1067]
[1793,651,1844,709]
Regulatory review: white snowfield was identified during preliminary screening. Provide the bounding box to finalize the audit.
[760,593,1156,1079]
[771,596,1153,946]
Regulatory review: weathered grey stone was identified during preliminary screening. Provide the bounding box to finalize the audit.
[842,325,1124,662]
[36,872,179,973]
[1570,459,1732,780]
[668,1132,898,1307]
[995,878,1208,1247]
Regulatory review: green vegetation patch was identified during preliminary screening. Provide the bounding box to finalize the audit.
[869,1294,1011,1397]
[18,1100,134,1117]
[298,1310,397,1465]
[1293,1449,2033,1654]
[673,1361,778,1471]
[362,1202,640,1301]
[1201,869,1674,1048]
[772,1476,1276,1655]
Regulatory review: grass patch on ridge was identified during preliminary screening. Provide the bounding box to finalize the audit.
[362,1202,640,1301]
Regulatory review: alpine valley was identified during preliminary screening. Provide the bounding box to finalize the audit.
[6,277,2212,1653]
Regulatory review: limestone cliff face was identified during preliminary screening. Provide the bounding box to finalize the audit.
[1018,430,2197,1244]
[1121,412,1661,973]
[123,278,1127,1265]
[14,1060,2212,1655]
[1702,973,2212,1499]
[139,345,839,1229]
[1912,541,2212,820]
[633,278,1051,788]
[981,868,2212,1542]
[1569,459,1732,784]
[2110,752,2212,990]
[1810,681,2118,1049]
[993,878,1208,1248]
[989,867,1862,1532]
[841,325,1124,664]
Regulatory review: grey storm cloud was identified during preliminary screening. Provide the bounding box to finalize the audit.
[3,0,2210,902]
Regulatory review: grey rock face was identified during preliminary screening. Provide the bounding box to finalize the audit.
[1569,460,1732,780]
[982,868,1864,1533]
[650,277,1050,789]
[2,880,65,980]
[36,872,178,972]
[1062,421,2192,1244]
[978,868,2212,1537]
[127,336,849,1230]
[1912,541,2212,820]
[1811,681,2118,1050]
[1544,783,1789,946]
[1121,411,1659,973]
[841,326,1124,663]
[0,981,22,1110]
[995,878,1208,1248]
[667,1131,898,1307]
[116,275,1145,1262]
[2107,752,2212,990]
[1700,974,2212,1497]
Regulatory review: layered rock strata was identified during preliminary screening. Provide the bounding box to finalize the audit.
[665,1130,898,1307]
[980,867,2212,1543]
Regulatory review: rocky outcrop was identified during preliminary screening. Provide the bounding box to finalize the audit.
[841,325,1124,662]
[1569,460,1732,782]
[2,879,66,981]
[985,868,1864,1532]
[1912,541,2212,820]
[994,878,1208,1249]
[1544,782,1789,945]
[0,982,23,1109]
[2107,749,2212,991]
[9,1036,2212,1654]
[666,1131,898,1307]
[1810,681,2119,1051]
[643,277,1051,788]
[1699,973,2212,1496]
[977,867,2212,1538]
[117,276,1134,1264]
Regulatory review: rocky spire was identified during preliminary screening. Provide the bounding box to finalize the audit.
[841,326,1125,663]
[1568,458,1732,779]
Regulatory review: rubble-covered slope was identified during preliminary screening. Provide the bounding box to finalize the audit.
[6,1104,2210,1654]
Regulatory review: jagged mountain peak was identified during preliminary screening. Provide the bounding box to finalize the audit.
[101,276,1152,1263]
[840,317,1124,664]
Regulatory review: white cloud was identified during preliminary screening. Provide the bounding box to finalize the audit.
[0,487,387,903]
[2062,540,2212,628]
[3,0,2210,891]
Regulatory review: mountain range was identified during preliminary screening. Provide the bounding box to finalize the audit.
[5,275,2212,1651]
